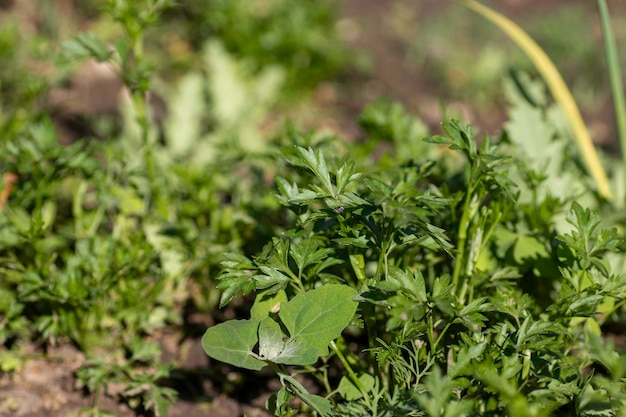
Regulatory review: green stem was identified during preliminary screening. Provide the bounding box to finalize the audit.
[452,187,473,299]
[362,302,378,371]
[426,312,436,356]
[597,0,626,192]
[433,322,453,352]
[330,340,366,395]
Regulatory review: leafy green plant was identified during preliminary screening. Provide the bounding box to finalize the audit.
[203,102,626,416]
[2,1,626,416]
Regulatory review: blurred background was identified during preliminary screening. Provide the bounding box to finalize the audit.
[1,0,625,147]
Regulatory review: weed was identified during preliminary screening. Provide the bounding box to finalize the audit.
[204,104,626,415]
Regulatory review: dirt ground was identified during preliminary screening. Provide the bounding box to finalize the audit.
[1,1,625,416]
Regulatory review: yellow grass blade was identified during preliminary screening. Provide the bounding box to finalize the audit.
[456,0,613,200]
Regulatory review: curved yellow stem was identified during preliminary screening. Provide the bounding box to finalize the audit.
[456,0,613,200]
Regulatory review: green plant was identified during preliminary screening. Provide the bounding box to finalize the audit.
[203,99,626,415]
[2,1,626,416]
[167,0,350,96]
[0,0,310,412]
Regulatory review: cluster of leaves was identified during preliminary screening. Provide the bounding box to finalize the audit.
[0,0,293,415]
[203,92,626,416]
[2,1,626,417]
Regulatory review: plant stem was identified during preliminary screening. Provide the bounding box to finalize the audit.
[597,0,626,192]
[330,340,366,395]
[456,0,613,200]
[452,187,473,300]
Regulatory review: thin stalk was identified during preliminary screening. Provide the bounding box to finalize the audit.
[426,312,436,356]
[329,341,366,394]
[456,0,613,200]
[362,302,379,374]
[597,0,626,189]
[433,322,453,351]
[452,186,473,298]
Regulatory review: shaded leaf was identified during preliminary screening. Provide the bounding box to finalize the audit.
[201,319,266,370]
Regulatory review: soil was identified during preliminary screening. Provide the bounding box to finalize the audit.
[1,1,625,416]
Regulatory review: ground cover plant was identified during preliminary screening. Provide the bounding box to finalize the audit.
[204,103,626,416]
[1,1,626,417]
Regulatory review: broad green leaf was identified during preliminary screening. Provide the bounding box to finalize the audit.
[251,290,288,320]
[201,319,266,371]
[279,284,358,357]
[270,337,319,365]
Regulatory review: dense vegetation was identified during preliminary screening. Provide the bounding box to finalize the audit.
[1,1,625,416]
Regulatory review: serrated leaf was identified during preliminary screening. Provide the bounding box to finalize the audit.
[290,240,334,274]
[458,297,489,316]
[288,189,320,205]
[334,235,370,248]
[448,342,487,379]
[567,294,605,315]
[216,270,256,308]
[387,267,427,303]
[62,33,113,62]
[295,146,335,197]
[253,266,290,292]
[335,160,361,194]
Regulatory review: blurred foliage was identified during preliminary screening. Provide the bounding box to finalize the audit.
[390,2,620,113]
[165,0,349,95]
